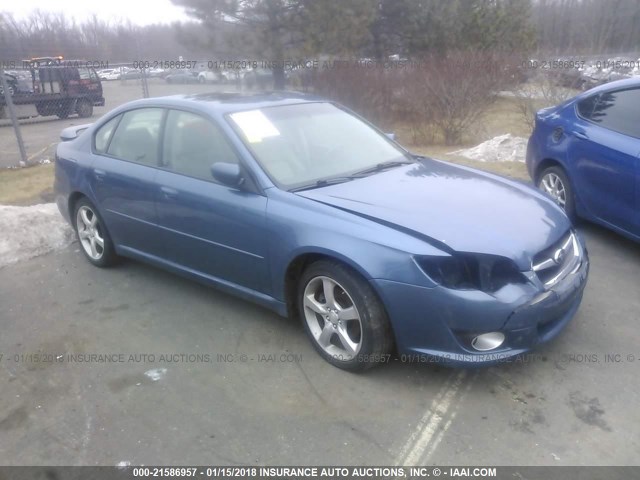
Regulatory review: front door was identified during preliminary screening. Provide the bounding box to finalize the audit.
[154,108,270,294]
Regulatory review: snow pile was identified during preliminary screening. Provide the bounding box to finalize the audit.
[449,134,527,163]
[0,203,74,268]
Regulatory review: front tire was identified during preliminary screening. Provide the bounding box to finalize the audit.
[298,260,393,371]
[537,166,577,221]
[73,198,118,267]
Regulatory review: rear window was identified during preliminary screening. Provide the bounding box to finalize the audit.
[106,108,164,165]
[576,88,640,138]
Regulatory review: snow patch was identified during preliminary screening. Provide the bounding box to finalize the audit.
[449,134,527,163]
[144,368,168,382]
[0,203,74,268]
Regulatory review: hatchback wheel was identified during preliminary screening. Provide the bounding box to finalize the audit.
[538,166,576,220]
[74,199,117,267]
[299,260,393,371]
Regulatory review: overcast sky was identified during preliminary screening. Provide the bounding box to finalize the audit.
[2,0,193,26]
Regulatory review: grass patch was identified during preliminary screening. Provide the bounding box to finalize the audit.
[0,163,55,205]
[411,145,530,181]
[478,97,533,139]
[393,96,531,181]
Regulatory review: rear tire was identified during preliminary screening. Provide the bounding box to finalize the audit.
[298,260,393,371]
[36,103,51,116]
[537,166,577,221]
[76,99,93,118]
[73,198,118,267]
[56,102,71,119]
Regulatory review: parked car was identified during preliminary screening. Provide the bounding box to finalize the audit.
[165,69,199,84]
[219,68,248,83]
[0,72,33,96]
[97,69,121,81]
[527,77,640,242]
[148,68,166,78]
[54,93,589,370]
[119,69,142,80]
[242,68,273,89]
[197,70,220,83]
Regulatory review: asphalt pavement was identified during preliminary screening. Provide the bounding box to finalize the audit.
[0,222,638,466]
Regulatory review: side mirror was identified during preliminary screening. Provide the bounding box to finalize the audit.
[211,162,243,187]
[385,132,396,141]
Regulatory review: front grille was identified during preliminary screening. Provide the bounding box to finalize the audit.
[532,230,581,288]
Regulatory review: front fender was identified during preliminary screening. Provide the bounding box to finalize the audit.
[265,190,444,302]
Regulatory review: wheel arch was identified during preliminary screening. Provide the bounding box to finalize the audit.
[535,157,566,183]
[283,250,375,319]
[536,158,586,220]
[283,250,398,352]
[68,191,87,223]
[68,191,104,226]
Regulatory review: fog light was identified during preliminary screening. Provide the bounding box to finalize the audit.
[471,332,505,351]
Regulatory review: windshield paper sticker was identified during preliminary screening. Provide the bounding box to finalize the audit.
[230,110,280,143]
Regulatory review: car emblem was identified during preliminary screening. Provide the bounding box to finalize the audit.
[553,247,566,265]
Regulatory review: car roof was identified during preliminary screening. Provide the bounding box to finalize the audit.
[575,76,640,99]
[120,91,326,115]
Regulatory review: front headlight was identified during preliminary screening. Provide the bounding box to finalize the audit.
[415,253,526,292]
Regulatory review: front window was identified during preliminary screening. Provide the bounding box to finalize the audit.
[162,109,240,181]
[228,102,409,189]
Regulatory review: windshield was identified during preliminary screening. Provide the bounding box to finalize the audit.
[228,102,409,189]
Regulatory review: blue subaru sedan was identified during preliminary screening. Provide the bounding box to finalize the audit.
[527,78,640,242]
[54,92,589,370]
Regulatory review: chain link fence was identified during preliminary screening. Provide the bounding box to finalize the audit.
[0,57,278,168]
[3,51,640,169]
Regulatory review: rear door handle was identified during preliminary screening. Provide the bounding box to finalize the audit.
[160,186,179,198]
[572,130,588,140]
[93,168,106,181]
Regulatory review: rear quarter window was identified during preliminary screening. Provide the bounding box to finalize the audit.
[576,88,640,138]
[94,115,122,153]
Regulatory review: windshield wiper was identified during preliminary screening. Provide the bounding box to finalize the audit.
[289,176,357,192]
[352,159,416,177]
[289,159,416,193]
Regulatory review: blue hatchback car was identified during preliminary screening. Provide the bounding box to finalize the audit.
[527,78,640,242]
[55,92,589,370]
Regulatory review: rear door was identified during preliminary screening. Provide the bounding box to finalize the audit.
[569,88,640,233]
[91,107,165,256]
[154,108,270,293]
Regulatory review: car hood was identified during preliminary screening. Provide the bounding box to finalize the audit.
[296,159,570,270]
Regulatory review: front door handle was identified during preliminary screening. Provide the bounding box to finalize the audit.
[160,186,179,198]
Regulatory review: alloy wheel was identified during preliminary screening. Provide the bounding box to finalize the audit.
[540,172,566,208]
[76,205,105,260]
[302,276,363,360]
